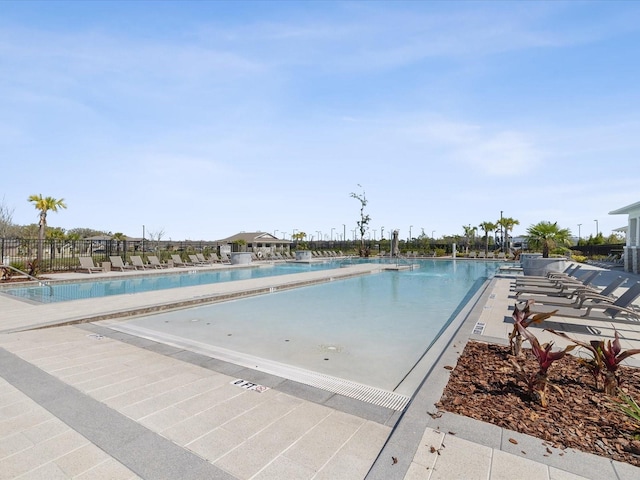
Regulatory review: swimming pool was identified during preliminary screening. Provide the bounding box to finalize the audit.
[104,260,503,407]
[0,261,346,303]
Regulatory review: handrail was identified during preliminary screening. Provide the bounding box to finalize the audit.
[1,264,54,296]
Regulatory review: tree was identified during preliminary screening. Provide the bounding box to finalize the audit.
[0,196,15,238]
[479,221,497,256]
[462,225,477,253]
[28,194,67,262]
[66,227,109,238]
[112,232,126,255]
[526,221,572,258]
[350,185,371,257]
[498,216,520,252]
[146,228,165,253]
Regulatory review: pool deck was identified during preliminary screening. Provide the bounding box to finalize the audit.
[1,261,640,479]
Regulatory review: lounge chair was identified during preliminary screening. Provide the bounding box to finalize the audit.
[532,281,640,323]
[188,254,208,266]
[78,256,102,274]
[478,251,486,259]
[109,256,134,272]
[208,253,221,263]
[148,255,169,268]
[515,265,584,286]
[469,251,477,259]
[518,276,628,308]
[196,253,215,265]
[171,254,192,267]
[518,264,581,279]
[219,252,231,263]
[130,255,148,270]
[513,270,601,298]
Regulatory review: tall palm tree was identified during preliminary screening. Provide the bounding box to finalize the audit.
[479,221,497,256]
[498,216,520,252]
[526,221,572,258]
[112,232,126,255]
[462,225,477,253]
[28,194,67,262]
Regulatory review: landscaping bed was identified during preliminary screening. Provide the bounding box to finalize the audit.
[436,341,640,467]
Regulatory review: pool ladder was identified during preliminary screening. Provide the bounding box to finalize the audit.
[1,264,54,296]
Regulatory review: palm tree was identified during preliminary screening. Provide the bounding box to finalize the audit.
[462,225,477,254]
[28,194,67,262]
[526,221,572,258]
[112,232,126,255]
[479,221,497,256]
[498,216,520,252]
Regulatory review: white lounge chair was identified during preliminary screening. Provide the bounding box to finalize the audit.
[109,256,134,272]
[171,254,193,267]
[130,255,148,270]
[79,256,102,274]
[148,255,169,268]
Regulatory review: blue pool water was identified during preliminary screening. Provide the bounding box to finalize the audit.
[107,260,504,397]
[0,261,344,303]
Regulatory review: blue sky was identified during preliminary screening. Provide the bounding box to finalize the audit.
[2,1,639,242]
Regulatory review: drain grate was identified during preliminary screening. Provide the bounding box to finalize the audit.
[472,321,486,335]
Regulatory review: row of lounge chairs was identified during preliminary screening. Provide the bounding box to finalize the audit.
[78,248,352,273]
[468,251,513,259]
[513,264,640,324]
[587,254,624,269]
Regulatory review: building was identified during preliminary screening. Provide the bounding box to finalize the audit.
[609,201,640,273]
[216,232,292,256]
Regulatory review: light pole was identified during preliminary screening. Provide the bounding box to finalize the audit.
[594,219,599,237]
[373,229,377,241]
[577,224,581,242]
[381,226,384,240]
[500,210,503,250]
[331,227,335,241]
[409,225,413,244]
[316,231,321,245]
[343,224,346,244]
[431,230,435,240]
[274,229,279,238]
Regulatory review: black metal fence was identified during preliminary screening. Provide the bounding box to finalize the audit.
[0,238,226,272]
[1,237,454,273]
[570,244,625,257]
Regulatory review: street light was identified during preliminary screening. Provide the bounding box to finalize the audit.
[381,226,385,240]
[274,229,279,238]
[316,231,322,245]
[577,224,581,242]
[331,227,335,241]
[594,219,599,237]
[409,225,413,243]
[373,229,377,241]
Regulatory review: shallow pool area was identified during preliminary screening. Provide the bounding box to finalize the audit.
[104,260,503,406]
[0,261,346,303]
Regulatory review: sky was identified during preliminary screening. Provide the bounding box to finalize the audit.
[1,0,639,243]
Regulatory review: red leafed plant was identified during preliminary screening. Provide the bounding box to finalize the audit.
[549,329,640,395]
[509,300,558,357]
[513,323,576,407]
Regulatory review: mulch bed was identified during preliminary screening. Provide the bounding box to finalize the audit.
[436,341,640,467]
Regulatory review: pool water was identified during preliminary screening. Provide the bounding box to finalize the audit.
[1,261,344,303]
[106,260,502,398]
